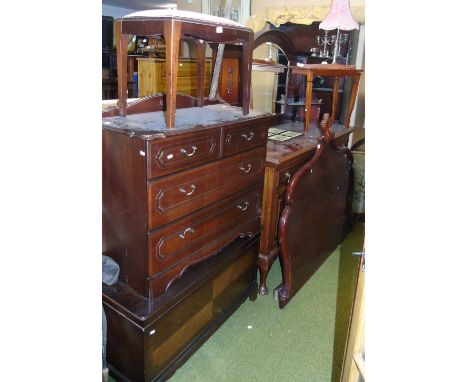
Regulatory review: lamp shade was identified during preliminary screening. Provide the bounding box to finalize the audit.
[319,0,359,30]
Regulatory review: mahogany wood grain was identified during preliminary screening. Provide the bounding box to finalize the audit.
[258,120,354,295]
[276,118,353,308]
[103,129,148,297]
[103,113,274,299]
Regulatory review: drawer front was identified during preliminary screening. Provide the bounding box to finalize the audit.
[147,146,266,229]
[222,121,268,157]
[161,76,211,95]
[161,60,211,78]
[148,129,221,179]
[278,152,315,189]
[147,217,260,298]
[147,186,262,277]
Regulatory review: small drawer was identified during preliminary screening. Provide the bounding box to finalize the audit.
[147,146,266,229]
[278,152,316,188]
[147,129,221,179]
[222,120,268,157]
[147,186,262,277]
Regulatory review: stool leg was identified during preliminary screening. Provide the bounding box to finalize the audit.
[304,72,313,133]
[164,20,182,129]
[196,39,206,107]
[241,33,253,115]
[116,20,128,117]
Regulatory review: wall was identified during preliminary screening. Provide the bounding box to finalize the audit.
[177,0,202,12]
[102,4,138,18]
[251,0,365,15]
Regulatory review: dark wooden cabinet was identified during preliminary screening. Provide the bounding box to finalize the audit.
[103,116,269,300]
[103,108,276,381]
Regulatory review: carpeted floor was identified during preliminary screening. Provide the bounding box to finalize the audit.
[109,224,363,382]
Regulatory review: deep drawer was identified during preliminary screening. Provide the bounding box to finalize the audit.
[222,121,268,157]
[146,187,261,298]
[147,217,260,299]
[148,186,261,275]
[147,128,221,179]
[147,146,266,229]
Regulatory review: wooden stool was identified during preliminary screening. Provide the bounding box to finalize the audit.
[116,10,254,129]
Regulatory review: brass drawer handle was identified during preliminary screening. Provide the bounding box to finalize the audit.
[236,201,250,211]
[241,132,254,141]
[240,232,254,239]
[180,145,198,157]
[178,227,195,239]
[179,184,196,196]
[239,163,252,173]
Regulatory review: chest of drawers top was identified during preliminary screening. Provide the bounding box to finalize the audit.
[103,107,271,179]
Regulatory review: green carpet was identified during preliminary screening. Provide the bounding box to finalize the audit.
[109,224,363,382]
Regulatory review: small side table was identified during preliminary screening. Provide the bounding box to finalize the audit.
[115,10,254,129]
[289,64,363,132]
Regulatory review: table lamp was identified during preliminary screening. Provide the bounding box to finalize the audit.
[319,0,359,63]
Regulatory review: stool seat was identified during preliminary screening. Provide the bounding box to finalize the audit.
[116,10,254,129]
[124,9,246,28]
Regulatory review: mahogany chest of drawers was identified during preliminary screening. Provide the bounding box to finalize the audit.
[103,108,275,381]
[103,113,270,300]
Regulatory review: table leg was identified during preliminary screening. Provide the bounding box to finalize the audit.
[258,254,276,295]
[331,76,340,125]
[304,72,314,133]
[258,167,280,295]
[163,20,182,129]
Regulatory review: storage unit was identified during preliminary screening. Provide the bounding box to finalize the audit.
[103,113,270,300]
[103,10,278,380]
[137,57,212,98]
[103,104,276,381]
